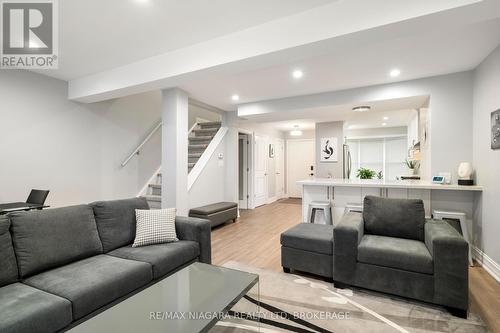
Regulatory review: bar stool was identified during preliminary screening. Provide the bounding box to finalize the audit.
[308,201,333,225]
[432,209,473,266]
[344,202,363,215]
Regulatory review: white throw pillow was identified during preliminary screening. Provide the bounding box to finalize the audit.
[133,208,178,247]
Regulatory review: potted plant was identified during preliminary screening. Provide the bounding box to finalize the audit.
[405,159,420,175]
[356,168,376,179]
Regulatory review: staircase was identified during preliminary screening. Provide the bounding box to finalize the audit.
[143,172,162,209]
[188,121,221,172]
[141,121,222,208]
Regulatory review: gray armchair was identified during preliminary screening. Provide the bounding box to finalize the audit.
[333,196,468,318]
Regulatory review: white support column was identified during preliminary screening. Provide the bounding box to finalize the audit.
[224,111,239,205]
[161,88,189,215]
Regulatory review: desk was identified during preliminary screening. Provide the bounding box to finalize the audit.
[0,202,49,215]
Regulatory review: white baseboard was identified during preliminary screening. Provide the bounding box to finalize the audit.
[267,196,277,204]
[472,245,500,283]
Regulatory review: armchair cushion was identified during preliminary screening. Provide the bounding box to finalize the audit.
[358,235,433,274]
[363,196,425,241]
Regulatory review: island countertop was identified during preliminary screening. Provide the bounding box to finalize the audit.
[297,178,483,191]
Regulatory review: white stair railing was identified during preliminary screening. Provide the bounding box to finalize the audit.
[121,121,162,167]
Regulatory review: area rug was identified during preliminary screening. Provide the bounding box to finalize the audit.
[210,262,487,333]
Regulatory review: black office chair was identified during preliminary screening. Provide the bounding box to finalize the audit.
[26,189,50,206]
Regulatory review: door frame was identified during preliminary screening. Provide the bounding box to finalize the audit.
[286,138,315,198]
[238,133,250,209]
[253,132,269,208]
[275,138,285,200]
[238,129,255,209]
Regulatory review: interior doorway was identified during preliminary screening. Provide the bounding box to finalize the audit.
[238,133,250,209]
[286,139,315,198]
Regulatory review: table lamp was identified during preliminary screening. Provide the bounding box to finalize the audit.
[458,162,474,186]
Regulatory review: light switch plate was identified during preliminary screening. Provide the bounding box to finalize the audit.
[492,109,500,150]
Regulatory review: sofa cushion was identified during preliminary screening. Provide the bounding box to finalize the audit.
[133,208,178,247]
[189,202,237,215]
[91,197,149,252]
[10,205,103,278]
[0,283,72,333]
[363,196,425,241]
[0,216,18,287]
[280,223,334,255]
[358,235,433,274]
[108,241,200,279]
[24,255,152,320]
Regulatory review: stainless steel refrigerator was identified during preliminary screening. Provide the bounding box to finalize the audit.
[342,140,352,179]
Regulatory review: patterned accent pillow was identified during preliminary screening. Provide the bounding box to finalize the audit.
[133,208,178,247]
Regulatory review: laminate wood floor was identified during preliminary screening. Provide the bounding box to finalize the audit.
[211,199,500,332]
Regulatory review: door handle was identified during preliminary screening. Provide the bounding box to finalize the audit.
[276,172,281,175]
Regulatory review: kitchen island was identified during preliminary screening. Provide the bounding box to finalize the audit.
[297,178,482,225]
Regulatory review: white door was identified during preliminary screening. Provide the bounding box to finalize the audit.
[287,139,315,198]
[254,134,268,207]
[275,139,285,199]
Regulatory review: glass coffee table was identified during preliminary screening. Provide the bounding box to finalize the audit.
[68,263,259,333]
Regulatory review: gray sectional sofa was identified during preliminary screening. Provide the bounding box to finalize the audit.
[0,197,211,333]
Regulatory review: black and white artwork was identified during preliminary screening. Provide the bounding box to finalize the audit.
[320,137,338,162]
[492,109,500,150]
[269,144,275,158]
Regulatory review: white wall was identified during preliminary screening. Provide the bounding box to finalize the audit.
[472,45,500,269]
[0,70,161,207]
[239,72,474,183]
[188,102,222,130]
[345,126,407,138]
[315,121,344,178]
[188,140,226,208]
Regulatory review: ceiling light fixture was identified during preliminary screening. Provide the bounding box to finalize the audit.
[390,69,401,77]
[383,116,389,120]
[290,125,303,136]
[292,70,304,79]
[382,122,387,126]
[352,106,371,112]
[231,94,240,101]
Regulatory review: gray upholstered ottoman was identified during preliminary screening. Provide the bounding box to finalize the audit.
[189,202,238,228]
[280,223,334,279]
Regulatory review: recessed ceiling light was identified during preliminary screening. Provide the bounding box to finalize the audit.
[390,69,401,77]
[382,122,387,126]
[352,106,371,112]
[292,70,304,79]
[383,116,389,120]
[290,125,302,136]
[231,94,240,101]
[134,0,150,4]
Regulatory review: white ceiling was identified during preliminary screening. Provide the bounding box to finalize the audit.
[65,0,499,102]
[53,0,337,80]
[261,96,426,132]
[181,18,500,110]
[34,0,500,109]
